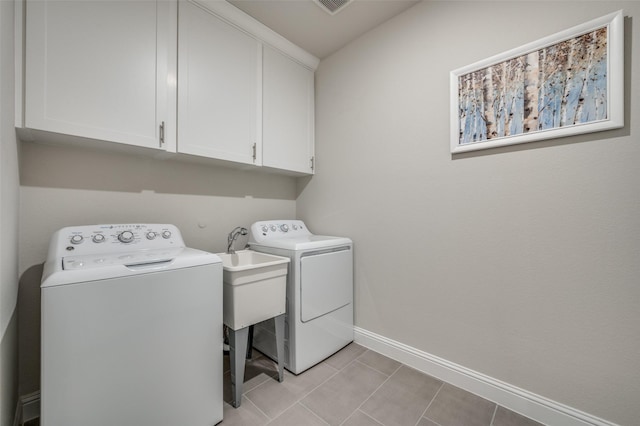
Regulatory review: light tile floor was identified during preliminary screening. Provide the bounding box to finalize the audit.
[221,343,545,426]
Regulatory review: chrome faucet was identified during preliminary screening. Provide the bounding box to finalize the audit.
[227,226,248,254]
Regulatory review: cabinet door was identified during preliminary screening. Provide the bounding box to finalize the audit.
[263,46,315,174]
[25,0,174,150]
[178,1,261,165]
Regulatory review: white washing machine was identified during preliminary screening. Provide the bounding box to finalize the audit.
[248,220,353,374]
[40,224,223,426]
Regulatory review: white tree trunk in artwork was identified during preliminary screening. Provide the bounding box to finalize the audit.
[537,48,547,130]
[503,61,512,136]
[471,71,482,141]
[523,51,539,133]
[573,31,596,123]
[493,62,506,137]
[458,74,471,143]
[483,67,497,139]
[561,36,588,126]
[591,27,608,121]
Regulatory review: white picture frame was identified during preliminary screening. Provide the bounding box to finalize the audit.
[450,10,624,154]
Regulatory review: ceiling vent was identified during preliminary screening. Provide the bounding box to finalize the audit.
[314,0,352,15]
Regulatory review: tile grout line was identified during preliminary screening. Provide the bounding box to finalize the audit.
[242,395,273,425]
[358,357,403,378]
[346,409,386,426]
[303,361,343,395]
[292,346,371,424]
[328,346,368,372]
[297,400,332,426]
[414,381,445,426]
[243,368,274,392]
[264,361,344,424]
[489,404,498,426]
[251,345,370,425]
[337,360,399,426]
[242,373,277,396]
[242,391,272,421]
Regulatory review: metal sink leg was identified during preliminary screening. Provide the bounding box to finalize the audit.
[229,327,249,408]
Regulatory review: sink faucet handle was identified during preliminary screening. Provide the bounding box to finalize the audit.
[227,227,249,254]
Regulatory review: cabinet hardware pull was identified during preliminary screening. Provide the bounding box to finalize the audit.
[310,156,315,171]
[159,121,165,147]
[252,143,257,162]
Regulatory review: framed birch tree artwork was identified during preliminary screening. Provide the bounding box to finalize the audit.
[450,10,624,154]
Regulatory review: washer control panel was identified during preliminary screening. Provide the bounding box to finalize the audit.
[249,220,311,244]
[49,224,184,259]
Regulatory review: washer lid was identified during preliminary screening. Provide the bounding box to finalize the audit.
[42,248,221,288]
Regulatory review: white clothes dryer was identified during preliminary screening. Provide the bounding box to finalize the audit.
[41,224,223,426]
[248,220,353,374]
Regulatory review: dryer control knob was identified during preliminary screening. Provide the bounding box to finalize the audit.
[70,235,84,244]
[162,230,172,239]
[118,231,134,243]
[146,232,157,240]
[261,225,269,233]
[92,234,106,243]
[270,225,277,232]
[280,224,289,232]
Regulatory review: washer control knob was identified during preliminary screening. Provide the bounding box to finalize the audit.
[146,232,157,240]
[92,234,106,243]
[269,225,277,232]
[118,231,134,243]
[70,235,84,245]
[292,224,298,230]
[261,225,269,233]
[161,230,172,239]
[280,224,289,232]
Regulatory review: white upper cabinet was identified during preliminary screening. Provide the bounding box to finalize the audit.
[24,0,176,150]
[20,0,318,174]
[177,1,261,165]
[262,46,315,174]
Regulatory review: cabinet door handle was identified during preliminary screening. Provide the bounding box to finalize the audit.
[310,156,315,171]
[159,121,165,147]
[252,143,257,162]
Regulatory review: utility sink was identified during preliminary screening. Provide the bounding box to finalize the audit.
[218,250,289,330]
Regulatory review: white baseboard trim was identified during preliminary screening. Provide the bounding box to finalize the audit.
[13,391,40,425]
[354,327,618,426]
[12,400,21,426]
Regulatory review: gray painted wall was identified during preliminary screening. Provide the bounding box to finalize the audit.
[17,142,298,396]
[0,0,20,424]
[19,142,298,275]
[17,141,298,396]
[1,314,17,426]
[10,1,640,425]
[297,2,640,424]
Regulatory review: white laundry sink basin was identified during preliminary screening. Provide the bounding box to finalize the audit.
[217,250,289,330]
[219,250,287,273]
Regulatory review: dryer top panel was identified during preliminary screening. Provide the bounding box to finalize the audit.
[248,220,351,251]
